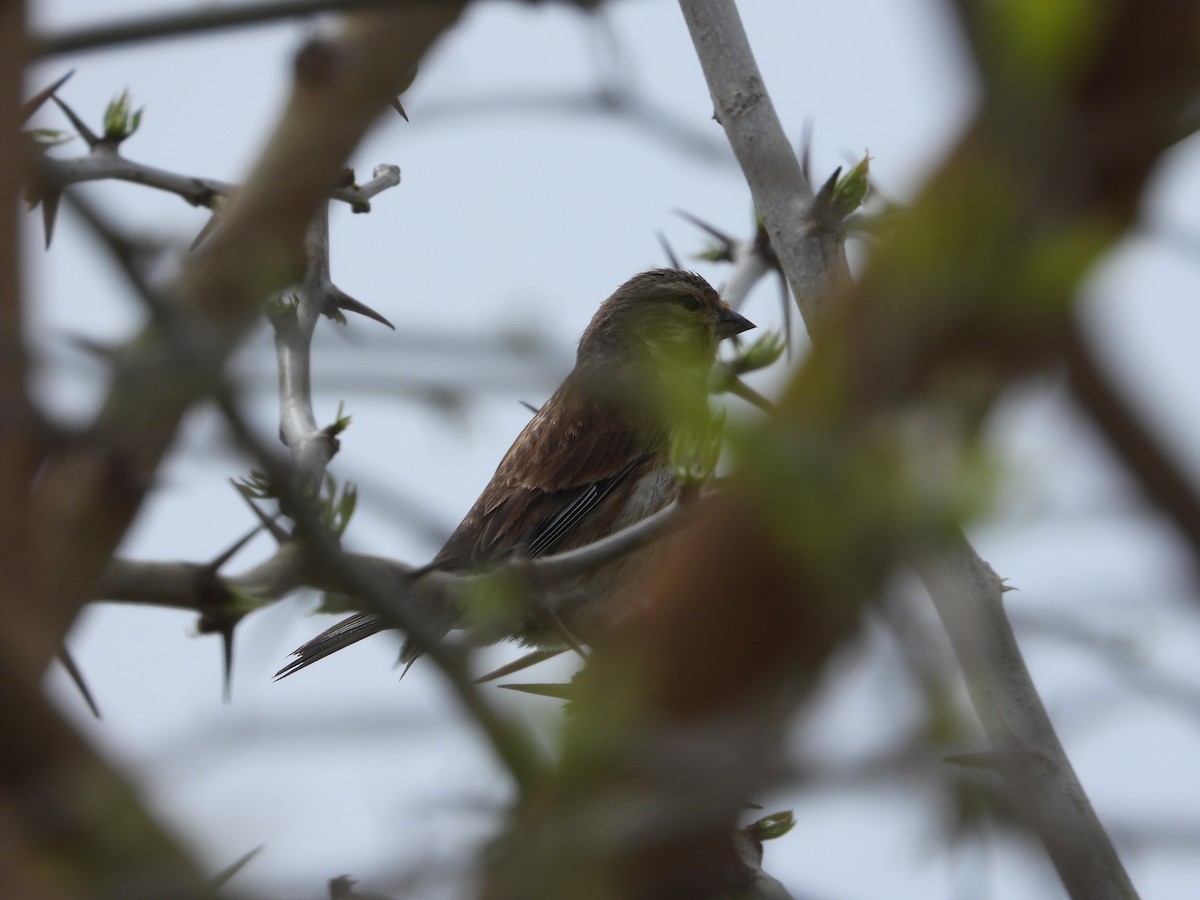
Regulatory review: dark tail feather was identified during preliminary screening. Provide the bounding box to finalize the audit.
[275,612,388,680]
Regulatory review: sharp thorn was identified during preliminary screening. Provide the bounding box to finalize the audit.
[330,289,395,330]
[497,682,574,700]
[674,208,736,250]
[22,69,75,122]
[656,230,682,270]
[190,212,221,251]
[208,845,264,890]
[58,645,101,719]
[475,648,565,683]
[221,625,235,704]
[51,95,100,149]
[206,520,268,574]
[811,166,842,220]
[230,481,289,543]
[42,190,61,249]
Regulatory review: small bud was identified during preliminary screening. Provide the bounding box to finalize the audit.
[233,470,275,501]
[737,331,787,374]
[694,242,733,263]
[326,401,353,437]
[831,152,872,219]
[748,810,795,842]
[102,89,143,144]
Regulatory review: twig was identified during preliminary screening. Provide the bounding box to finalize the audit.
[273,206,340,487]
[916,535,1137,899]
[99,491,703,621]
[38,146,400,213]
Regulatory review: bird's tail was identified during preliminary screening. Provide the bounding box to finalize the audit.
[274,612,388,680]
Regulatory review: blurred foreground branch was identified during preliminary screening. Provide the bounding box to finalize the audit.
[472,1,1200,898]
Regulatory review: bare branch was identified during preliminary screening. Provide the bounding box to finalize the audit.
[273,206,340,487]
[679,0,851,331]
[916,536,1136,899]
[37,145,400,212]
[99,490,702,627]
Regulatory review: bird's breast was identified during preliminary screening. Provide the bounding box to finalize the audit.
[612,464,677,529]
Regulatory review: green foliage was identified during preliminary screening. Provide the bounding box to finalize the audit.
[735,330,787,375]
[710,331,785,395]
[225,586,270,615]
[672,407,725,489]
[694,241,730,263]
[102,89,143,144]
[831,152,871,220]
[459,569,527,641]
[748,810,795,842]
[25,128,72,150]
[988,0,1106,82]
[233,470,358,538]
[323,475,358,538]
[325,400,352,437]
[233,470,274,501]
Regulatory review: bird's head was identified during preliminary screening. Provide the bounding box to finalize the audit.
[571,269,754,429]
[579,269,754,376]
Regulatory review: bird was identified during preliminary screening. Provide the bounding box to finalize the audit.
[276,269,754,679]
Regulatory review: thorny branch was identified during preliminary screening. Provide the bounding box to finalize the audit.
[36,132,400,223]
[99,494,700,628]
[273,206,344,489]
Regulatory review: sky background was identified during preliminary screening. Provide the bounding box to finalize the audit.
[22,1,1200,898]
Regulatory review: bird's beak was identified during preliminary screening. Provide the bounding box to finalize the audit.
[716,305,755,339]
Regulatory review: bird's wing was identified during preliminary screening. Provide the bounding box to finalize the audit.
[431,393,661,570]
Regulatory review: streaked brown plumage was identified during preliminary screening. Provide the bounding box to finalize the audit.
[277,269,753,679]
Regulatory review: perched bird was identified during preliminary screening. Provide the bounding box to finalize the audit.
[276,269,753,678]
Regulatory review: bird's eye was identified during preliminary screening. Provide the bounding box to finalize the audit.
[677,294,701,312]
